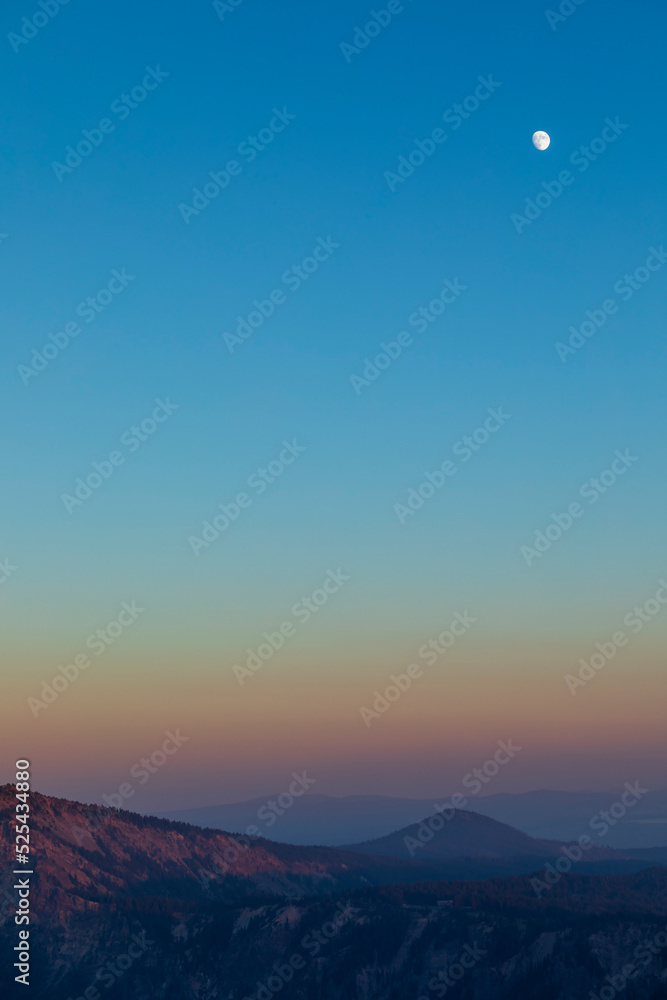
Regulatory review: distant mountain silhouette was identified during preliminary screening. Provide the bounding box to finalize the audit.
[345,810,667,877]
[469,788,667,848]
[2,786,667,999]
[1,785,658,913]
[160,792,438,845]
[342,807,645,865]
[161,787,667,849]
[0,785,455,908]
[345,808,558,859]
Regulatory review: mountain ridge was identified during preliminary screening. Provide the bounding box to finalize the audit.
[3,786,667,999]
[157,786,667,849]
[1,784,662,908]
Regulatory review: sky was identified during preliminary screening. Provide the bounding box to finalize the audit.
[1,0,666,811]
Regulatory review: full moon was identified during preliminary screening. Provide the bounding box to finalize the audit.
[532,131,551,151]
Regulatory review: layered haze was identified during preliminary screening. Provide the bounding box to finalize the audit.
[1,0,666,809]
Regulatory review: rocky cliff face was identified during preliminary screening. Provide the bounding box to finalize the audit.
[2,786,667,999]
[0,784,453,915]
[3,871,667,999]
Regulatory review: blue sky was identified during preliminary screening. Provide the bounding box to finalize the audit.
[2,0,666,804]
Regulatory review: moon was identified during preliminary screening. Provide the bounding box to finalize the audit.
[532,131,551,151]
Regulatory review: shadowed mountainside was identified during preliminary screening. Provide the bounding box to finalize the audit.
[0,785,463,910]
[2,787,667,998]
[342,806,667,873]
[0,785,659,920]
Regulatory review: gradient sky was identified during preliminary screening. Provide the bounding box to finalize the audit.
[2,0,666,811]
